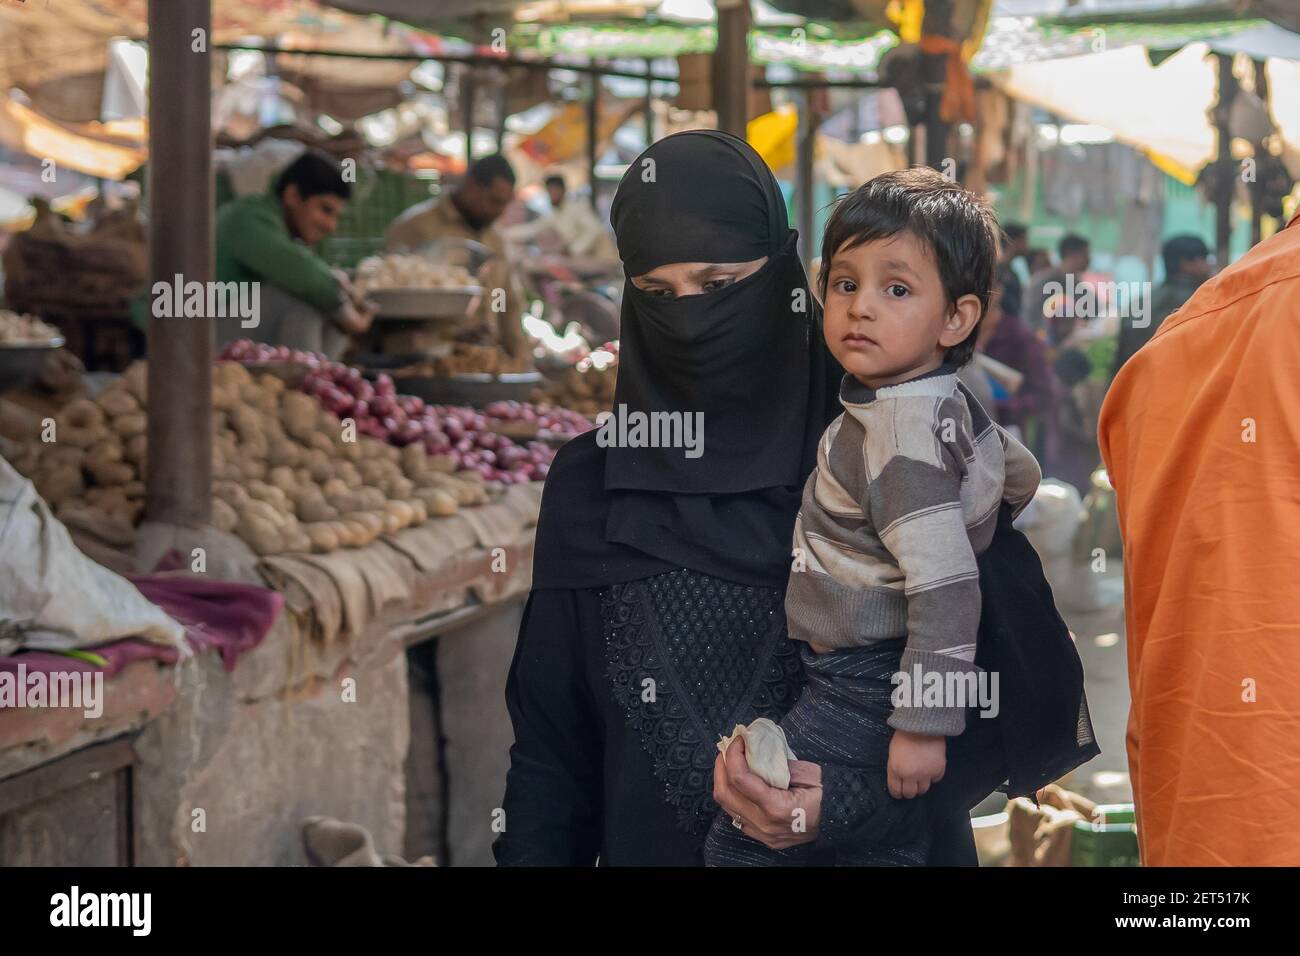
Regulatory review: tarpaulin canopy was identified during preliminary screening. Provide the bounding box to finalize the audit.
[322,0,896,29]
[0,0,430,122]
[996,40,1300,183]
[0,95,146,180]
[323,0,909,72]
[1002,0,1300,33]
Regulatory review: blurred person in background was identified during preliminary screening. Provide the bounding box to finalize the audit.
[1048,348,1100,496]
[1026,247,1052,276]
[980,277,1059,461]
[506,174,617,261]
[1025,233,1090,344]
[1111,234,1211,377]
[1099,210,1300,867]
[997,221,1029,320]
[385,154,530,360]
[214,151,375,358]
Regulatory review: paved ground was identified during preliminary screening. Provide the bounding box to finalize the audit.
[974,555,1131,817]
[1060,563,1132,804]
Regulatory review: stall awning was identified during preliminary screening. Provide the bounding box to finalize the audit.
[0,0,429,123]
[0,96,146,180]
[995,40,1300,183]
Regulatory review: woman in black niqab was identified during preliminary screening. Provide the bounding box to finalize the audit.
[532,129,841,590]
[493,131,971,866]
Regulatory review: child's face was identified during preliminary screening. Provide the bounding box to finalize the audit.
[822,231,981,389]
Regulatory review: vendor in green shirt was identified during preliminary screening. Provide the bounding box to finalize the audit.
[215,151,375,358]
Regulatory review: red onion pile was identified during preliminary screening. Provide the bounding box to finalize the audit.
[218,340,325,367]
[484,401,594,441]
[301,366,559,484]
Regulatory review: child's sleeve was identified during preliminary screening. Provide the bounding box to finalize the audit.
[998,424,1042,518]
[862,399,981,738]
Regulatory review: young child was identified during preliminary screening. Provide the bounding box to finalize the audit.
[705,167,1041,866]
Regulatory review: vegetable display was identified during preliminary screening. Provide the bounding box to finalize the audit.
[13,360,493,556]
[429,342,531,377]
[0,310,61,345]
[354,254,473,294]
[533,342,619,417]
[220,340,573,485]
[484,401,593,451]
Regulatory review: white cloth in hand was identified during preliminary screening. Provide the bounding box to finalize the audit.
[717,717,796,790]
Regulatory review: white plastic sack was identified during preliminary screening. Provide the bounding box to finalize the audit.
[1015,479,1105,613]
[0,456,185,656]
[1014,479,1085,558]
[717,717,796,790]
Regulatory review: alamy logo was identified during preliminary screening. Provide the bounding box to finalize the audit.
[0,665,103,718]
[594,403,704,459]
[50,886,151,936]
[891,666,999,719]
[152,274,261,328]
[1043,274,1152,328]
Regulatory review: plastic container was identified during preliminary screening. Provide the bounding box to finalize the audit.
[1071,803,1140,867]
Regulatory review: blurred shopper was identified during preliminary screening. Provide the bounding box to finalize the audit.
[385,154,529,360]
[1026,247,1051,276]
[1025,233,1090,344]
[1048,348,1099,496]
[214,151,374,357]
[1099,212,1300,866]
[506,174,617,260]
[1111,234,1210,377]
[980,281,1058,460]
[997,221,1029,319]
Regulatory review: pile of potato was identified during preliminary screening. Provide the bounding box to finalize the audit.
[12,361,150,524]
[0,309,61,345]
[533,362,617,417]
[15,360,493,556]
[420,342,532,377]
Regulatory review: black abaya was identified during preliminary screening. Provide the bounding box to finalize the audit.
[493,434,982,867]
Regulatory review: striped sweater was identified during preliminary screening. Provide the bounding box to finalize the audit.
[786,365,1041,735]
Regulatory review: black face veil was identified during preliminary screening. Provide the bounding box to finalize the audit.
[532,129,843,589]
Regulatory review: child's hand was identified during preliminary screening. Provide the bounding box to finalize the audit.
[887,730,947,799]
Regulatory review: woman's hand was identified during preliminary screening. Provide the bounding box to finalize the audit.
[712,736,823,850]
[887,730,946,799]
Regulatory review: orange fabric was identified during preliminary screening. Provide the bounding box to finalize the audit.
[1098,215,1300,866]
[918,34,975,124]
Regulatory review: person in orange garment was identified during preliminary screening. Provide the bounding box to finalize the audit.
[1098,211,1300,867]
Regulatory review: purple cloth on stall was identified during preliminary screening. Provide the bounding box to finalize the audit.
[128,572,283,671]
[0,562,282,676]
[0,640,180,679]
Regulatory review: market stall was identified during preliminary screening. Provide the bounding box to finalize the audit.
[0,310,624,864]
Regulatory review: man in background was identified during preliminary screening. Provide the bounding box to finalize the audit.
[385,154,529,360]
[1025,232,1090,344]
[997,221,1029,320]
[980,276,1058,459]
[506,174,617,261]
[215,151,375,357]
[1099,211,1300,866]
[1111,234,1210,377]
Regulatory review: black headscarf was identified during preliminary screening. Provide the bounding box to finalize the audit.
[532,130,842,589]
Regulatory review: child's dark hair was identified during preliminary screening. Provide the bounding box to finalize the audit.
[818,167,1000,367]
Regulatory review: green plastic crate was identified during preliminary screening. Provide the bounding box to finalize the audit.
[1071,803,1140,867]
